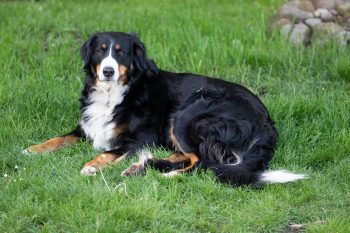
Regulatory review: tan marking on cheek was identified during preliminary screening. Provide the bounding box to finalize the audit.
[94,64,101,84]
[118,64,128,75]
[95,64,100,74]
[118,65,128,85]
[27,135,78,154]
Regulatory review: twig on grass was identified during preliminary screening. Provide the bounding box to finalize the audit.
[99,169,111,192]
[99,169,129,197]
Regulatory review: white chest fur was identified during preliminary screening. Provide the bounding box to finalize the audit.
[80,81,128,151]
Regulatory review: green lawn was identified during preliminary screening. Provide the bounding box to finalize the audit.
[1,0,350,232]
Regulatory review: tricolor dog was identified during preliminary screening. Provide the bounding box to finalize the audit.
[23,32,305,186]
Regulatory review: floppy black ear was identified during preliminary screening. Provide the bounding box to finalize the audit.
[129,32,158,75]
[80,33,97,71]
[130,32,147,71]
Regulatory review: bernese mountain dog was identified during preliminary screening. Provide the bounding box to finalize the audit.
[23,32,306,187]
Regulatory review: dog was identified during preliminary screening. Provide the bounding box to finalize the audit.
[23,32,306,186]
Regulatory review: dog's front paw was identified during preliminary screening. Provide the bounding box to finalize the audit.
[80,165,98,176]
[121,163,145,177]
[121,150,153,176]
[162,170,181,178]
[22,147,36,155]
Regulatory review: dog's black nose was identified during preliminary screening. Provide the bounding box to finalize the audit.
[103,67,114,78]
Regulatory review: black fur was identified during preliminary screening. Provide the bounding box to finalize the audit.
[78,32,278,186]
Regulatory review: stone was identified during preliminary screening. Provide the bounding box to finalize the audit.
[344,18,350,30]
[330,9,338,15]
[269,17,291,32]
[336,0,350,4]
[314,8,333,22]
[282,24,293,36]
[336,3,350,17]
[297,0,315,12]
[282,23,311,46]
[335,15,348,25]
[336,30,350,46]
[312,0,336,10]
[313,22,344,44]
[315,22,343,35]
[279,3,313,22]
[305,17,322,27]
[270,0,350,46]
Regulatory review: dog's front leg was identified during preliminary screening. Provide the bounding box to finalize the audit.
[22,126,83,155]
[80,143,141,176]
[80,150,126,176]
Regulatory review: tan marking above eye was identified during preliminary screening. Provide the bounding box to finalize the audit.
[115,44,121,50]
[102,44,107,49]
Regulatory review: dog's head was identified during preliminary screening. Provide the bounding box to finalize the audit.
[80,32,158,85]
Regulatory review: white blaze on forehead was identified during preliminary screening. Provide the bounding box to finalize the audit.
[98,44,120,81]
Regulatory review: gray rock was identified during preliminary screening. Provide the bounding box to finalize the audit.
[336,0,350,4]
[335,15,348,26]
[297,0,315,12]
[314,8,333,22]
[269,0,350,46]
[330,9,338,15]
[269,17,291,32]
[336,30,350,46]
[315,22,343,35]
[283,23,311,46]
[282,24,293,35]
[313,22,344,44]
[343,18,350,30]
[279,4,313,22]
[336,3,350,17]
[282,24,293,34]
[305,18,322,27]
[312,0,336,10]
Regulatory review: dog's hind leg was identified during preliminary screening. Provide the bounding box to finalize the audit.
[22,126,83,155]
[121,151,199,177]
[121,151,191,176]
[160,152,199,177]
[148,152,191,172]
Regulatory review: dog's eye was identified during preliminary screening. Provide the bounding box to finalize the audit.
[117,50,125,56]
[96,49,104,56]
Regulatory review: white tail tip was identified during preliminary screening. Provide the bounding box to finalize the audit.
[260,170,307,184]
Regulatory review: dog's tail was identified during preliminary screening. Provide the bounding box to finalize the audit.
[202,162,307,187]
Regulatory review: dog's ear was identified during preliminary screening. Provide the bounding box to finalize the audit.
[80,33,97,71]
[129,32,158,75]
[129,32,147,71]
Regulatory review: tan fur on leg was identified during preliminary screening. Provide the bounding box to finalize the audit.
[161,153,199,177]
[80,153,126,176]
[121,150,153,176]
[23,135,79,155]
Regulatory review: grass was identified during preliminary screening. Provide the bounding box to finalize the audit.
[1,0,350,232]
